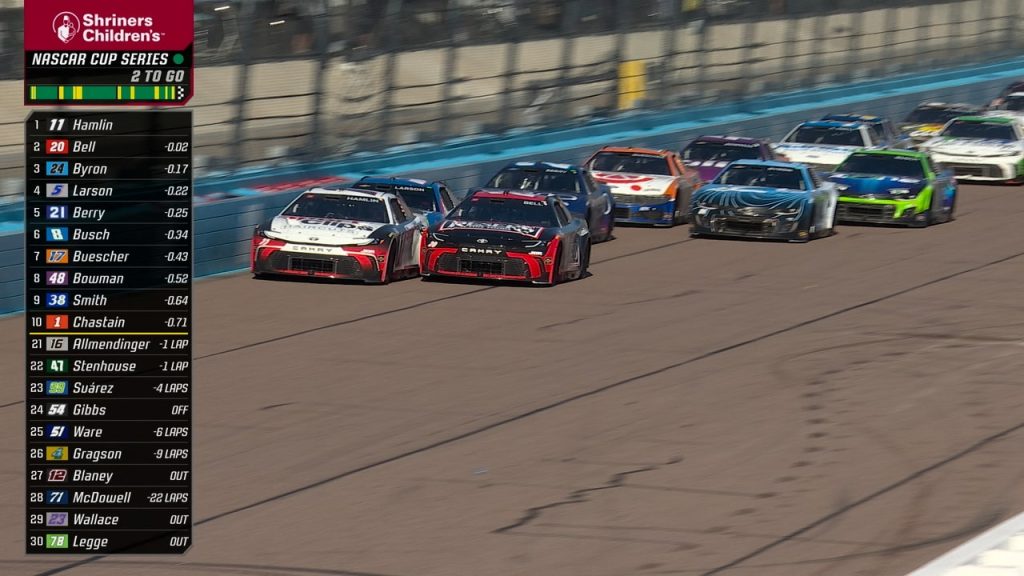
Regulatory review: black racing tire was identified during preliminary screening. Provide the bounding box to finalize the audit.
[548,251,562,286]
[672,193,687,226]
[578,237,591,280]
[379,242,397,284]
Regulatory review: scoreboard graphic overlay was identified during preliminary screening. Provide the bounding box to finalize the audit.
[25,115,194,552]
[24,0,193,106]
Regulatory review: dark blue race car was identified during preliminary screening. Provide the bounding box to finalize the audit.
[352,176,459,227]
[689,160,839,242]
[486,161,615,242]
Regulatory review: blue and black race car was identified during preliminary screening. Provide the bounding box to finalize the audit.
[352,176,459,227]
[486,161,616,242]
[689,160,838,242]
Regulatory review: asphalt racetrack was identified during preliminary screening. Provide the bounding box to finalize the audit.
[2,183,1024,576]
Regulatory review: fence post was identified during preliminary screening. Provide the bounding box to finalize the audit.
[498,0,520,132]
[554,1,577,122]
[439,0,460,140]
[231,1,254,168]
[377,0,404,147]
[657,0,679,108]
[308,0,330,161]
[845,9,864,84]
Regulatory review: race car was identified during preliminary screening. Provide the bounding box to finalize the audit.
[772,120,881,173]
[583,146,701,226]
[820,113,912,149]
[827,149,957,226]
[485,161,615,241]
[420,189,590,285]
[689,160,838,242]
[919,115,1024,183]
[982,92,1024,123]
[679,135,780,182]
[351,176,458,227]
[251,187,424,283]
[988,80,1024,108]
[899,102,981,145]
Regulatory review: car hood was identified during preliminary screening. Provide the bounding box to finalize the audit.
[693,185,808,214]
[591,171,676,196]
[828,174,927,197]
[773,143,860,164]
[267,215,386,245]
[434,219,551,244]
[923,138,1024,157]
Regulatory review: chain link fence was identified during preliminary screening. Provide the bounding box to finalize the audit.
[0,0,1021,198]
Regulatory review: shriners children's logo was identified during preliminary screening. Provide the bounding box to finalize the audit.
[53,12,80,43]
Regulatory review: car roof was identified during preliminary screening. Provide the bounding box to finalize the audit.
[505,161,580,171]
[845,148,926,159]
[821,113,884,123]
[301,186,393,199]
[798,120,864,129]
[955,115,1015,124]
[356,176,437,189]
[916,101,978,110]
[726,159,806,170]
[690,135,761,145]
[469,188,555,202]
[595,146,673,157]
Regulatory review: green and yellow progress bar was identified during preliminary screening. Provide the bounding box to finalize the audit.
[29,85,186,101]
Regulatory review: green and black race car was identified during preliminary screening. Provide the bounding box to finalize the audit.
[825,149,957,227]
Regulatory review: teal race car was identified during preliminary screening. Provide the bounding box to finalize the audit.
[826,149,957,226]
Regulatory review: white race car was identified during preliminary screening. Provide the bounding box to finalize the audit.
[772,120,880,173]
[920,115,1024,183]
[251,187,425,283]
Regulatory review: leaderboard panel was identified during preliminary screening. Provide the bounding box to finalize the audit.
[25,111,192,554]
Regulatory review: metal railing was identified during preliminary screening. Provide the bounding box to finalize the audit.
[0,0,1021,198]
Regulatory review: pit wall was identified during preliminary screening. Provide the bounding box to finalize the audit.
[1,54,1022,314]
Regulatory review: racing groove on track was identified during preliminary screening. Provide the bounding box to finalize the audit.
[2,184,1024,575]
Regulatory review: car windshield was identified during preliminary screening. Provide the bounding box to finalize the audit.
[487,167,579,192]
[904,107,975,124]
[449,196,557,227]
[683,141,761,162]
[284,193,391,223]
[785,125,866,146]
[715,165,807,190]
[835,154,925,178]
[588,152,672,175]
[993,96,1024,111]
[394,187,437,212]
[353,183,437,212]
[941,120,1017,141]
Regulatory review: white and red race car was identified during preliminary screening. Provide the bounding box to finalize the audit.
[251,187,424,283]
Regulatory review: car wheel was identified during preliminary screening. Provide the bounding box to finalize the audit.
[548,251,562,286]
[379,243,397,284]
[672,193,686,226]
[578,238,591,280]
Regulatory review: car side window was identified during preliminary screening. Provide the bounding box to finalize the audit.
[439,186,455,213]
[808,170,821,189]
[869,124,886,145]
[582,173,597,194]
[555,203,571,226]
[388,198,408,223]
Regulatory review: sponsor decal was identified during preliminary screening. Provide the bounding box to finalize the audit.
[593,172,654,184]
[459,247,504,255]
[440,220,544,238]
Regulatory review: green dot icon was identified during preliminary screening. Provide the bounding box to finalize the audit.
[172,53,184,65]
